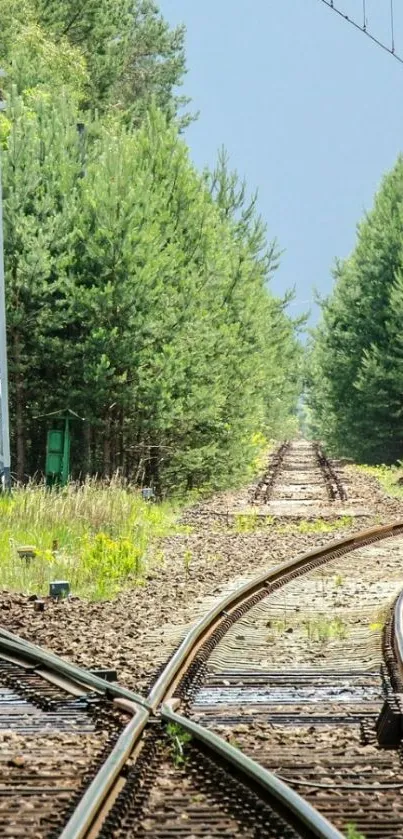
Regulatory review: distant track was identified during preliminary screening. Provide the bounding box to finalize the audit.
[253,440,347,505]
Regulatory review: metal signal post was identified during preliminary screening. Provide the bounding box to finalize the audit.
[0,71,11,490]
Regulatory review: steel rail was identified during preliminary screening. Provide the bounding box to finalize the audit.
[0,629,152,839]
[0,626,150,708]
[4,520,403,839]
[252,439,291,502]
[148,520,403,709]
[162,700,344,839]
[59,703,149,839]
[393,588,403,676]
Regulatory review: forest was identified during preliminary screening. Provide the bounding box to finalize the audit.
[0,0,302,493]
[307,156,403,465]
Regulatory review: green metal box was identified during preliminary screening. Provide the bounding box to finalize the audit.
[46,429,63,477]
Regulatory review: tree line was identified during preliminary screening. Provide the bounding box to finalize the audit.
[307,156,403,464]
[0,0,301,492]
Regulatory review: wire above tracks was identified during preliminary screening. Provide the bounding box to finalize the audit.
[319,0,403,65]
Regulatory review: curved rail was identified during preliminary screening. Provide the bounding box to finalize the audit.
[59,703,149,839]
[162,701,344,839]
[0,627,151,839]
[148,520,403,709]
[4,520,403,839]
[393,588,403,677]
[0,627,346,839]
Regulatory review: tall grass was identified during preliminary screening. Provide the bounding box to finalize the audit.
[357,463,403,499]
[0,478,178,600]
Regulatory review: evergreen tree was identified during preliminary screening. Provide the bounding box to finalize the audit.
[308,156,403,463]
[0,0,301,490]
[1,90,83,478]
[33,0,188,116]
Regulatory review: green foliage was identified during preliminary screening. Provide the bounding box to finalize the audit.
[0,480,177,599]
[80,532,145,591]
[1,0,301,494]
[304,616,348,643]
[307,156,403,464]
[165,722,192,767]
[345,825,366,839]
[1,0,187,117]
[357,463,403,498]
[11,23,88,100]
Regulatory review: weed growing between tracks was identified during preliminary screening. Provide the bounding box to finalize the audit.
[0,480,180,599]
[232,515,354,535]
[233,513,275,532]
[345,824,366,839]
[165,722,192,767]
[278,516,354,534]
[303,615,348,643]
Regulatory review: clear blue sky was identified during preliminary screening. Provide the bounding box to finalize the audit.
[159,0,403,327]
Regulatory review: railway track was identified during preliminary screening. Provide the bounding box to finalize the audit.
[3,519,403,837]
[252,440,348,512]
[0,641,147,839]
[0,628,339,839]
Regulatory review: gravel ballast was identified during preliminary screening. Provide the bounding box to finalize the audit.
[0,458,402,695]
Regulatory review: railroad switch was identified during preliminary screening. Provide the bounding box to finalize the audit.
[376,695,403,746]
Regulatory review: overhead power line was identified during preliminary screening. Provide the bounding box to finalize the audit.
[319,0,403,65]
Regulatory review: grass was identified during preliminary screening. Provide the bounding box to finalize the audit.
[345,825,366,839]
[303,615,348,643]
[278,516,353,535]
[357,463,403,499]
[0,478,179,600]
[233,513,275,533]
[165,721,192,767]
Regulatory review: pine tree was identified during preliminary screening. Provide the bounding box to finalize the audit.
[308,156,403,463]
[0,0,301,490]
[33,0,188,116]
[2,90,83,478]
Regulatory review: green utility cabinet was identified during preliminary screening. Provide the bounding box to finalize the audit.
[45,425,70,487]
[39,408,84,488]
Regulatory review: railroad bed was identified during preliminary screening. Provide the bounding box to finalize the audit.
[185,530,403,838]
[3,523,403,837]
[0,631,335,839]
[2,444,403,838]
[251,440,367,518]
[0,651,132,839]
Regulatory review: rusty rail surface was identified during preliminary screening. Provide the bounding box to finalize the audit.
[392,588,403,680]
[4,520,403,839]
[148,520,403,708]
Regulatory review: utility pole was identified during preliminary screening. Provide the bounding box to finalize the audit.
[0,69,11,490]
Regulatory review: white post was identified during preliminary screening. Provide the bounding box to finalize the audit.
[0,72,10,489]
